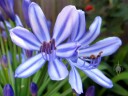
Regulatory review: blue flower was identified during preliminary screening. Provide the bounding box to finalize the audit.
[30,82,38,95]
[10,3,79,80]
[67,10,122,94]
[0,0,15,21]
[3,84,14,96]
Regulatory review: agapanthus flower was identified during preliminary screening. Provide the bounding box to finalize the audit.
[0,0,15,21]
[10,3,79,80]
[66,10,122,94]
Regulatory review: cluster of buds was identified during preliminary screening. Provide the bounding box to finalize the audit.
[3,82,38,96]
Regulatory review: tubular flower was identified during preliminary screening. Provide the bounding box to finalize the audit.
[67,10,122,94]
[10,3,79,80]
[0,0,15,21]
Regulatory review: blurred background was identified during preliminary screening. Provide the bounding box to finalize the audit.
[1,0,128,96]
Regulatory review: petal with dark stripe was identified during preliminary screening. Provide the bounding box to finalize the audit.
[53,5,79,46]
[79,16,102,45]
[56,42,79,58]
[71,10,86,42]
[69,66,83,94]
[15,53,45,78]
[83,68,113,88]
[48,58,68,80]
[29,2,50,42]
[10,26,41,50]
[79,37,122,57]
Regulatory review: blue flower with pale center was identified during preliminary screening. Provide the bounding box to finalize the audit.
[10,2,79,80]
[66,10,122,94]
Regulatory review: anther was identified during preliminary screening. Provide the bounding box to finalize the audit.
[97,51,103,57]
[90,55,96,59]
[40,39,56,54]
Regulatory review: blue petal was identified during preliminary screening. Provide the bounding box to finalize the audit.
[56,42,80,58]
[22,0,31,27]
[10,0,14,9]
[79,16,102,45]
[29,2,50,42]
[70,58,90,70]
[10,26,41,50]
[69,66,83,94]
[71,10,86,42]
[79,37,122,57]
[15,15,23,26]
[83,68,113,88]
[53,5,79,46]
[0,21,11,29]
[15,53,46,78]
[48,58,68,80]
[0,0,15,21]
[68,58,113,88]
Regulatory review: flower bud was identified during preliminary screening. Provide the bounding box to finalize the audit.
[30,82,38,96]
[85,86,95,96]
[3,84,14,96]
[0,55,8,68]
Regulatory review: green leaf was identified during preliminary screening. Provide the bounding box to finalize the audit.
[111,83,128,95]
[112,72,128,82]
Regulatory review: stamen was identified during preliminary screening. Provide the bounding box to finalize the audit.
[97,51,103,57]
[79,51,103,70]
[90,55,96,59]
[50,39,56,50]
[39,39,56,60]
